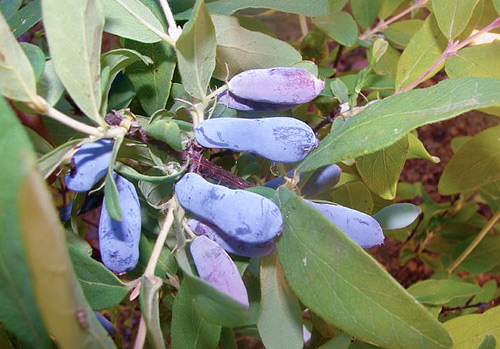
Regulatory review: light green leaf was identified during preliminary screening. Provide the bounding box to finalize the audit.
[373,203,421,230]
[356,136,408,200]
[439,125,500,195]
[407,279,482,305]
[432,0,481,39]
[395,15,447,91]
[124,40,176,116]
[175,0,216,101]
[274,188,452,348]
[385,19,424,47]
[68,245,129,311]
[378,0,406,19]
[257,253,303,349]
[37,138,82,179]
[104,137,124,221]
[211,14,302,79]
[115,162,185,184]
[0,11,37,102]
[171,283,221,349]
[7,0,41,38]
[350,0,381,29]
[495,0,500,14]
[139,275,165,349]
[0,97,49,348]
[37,60,65,106]
[175,0,330,19]
[298,78,500,173]
[330,181,374,214]
[444,305,500,348]
[43,0,104,124]
[407,132,440,163]
[102,0,164,43]
[454,235,500,274]
[20,42,45,81]
[313,12,359,47]
[19,163,116,347]
[146,120,183,152]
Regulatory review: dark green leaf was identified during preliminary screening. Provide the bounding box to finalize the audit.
[257,253,303,349]
[407,279,482,305]
[313,12,358,47]
[298,78,500,173]
[407,132,440,163]
[7,0,41,38]
[0,97,50,347]
[124,40,176,116]
[146,120,182,152]
[115,162,185,184]
[478,335,497,349]
[0,0,22,21]
[350,0,381,29]
[330,181,374,214]
[385,19,424,47]
[439,125,500,195]
[20,42,45,81]
[37,138,82,179]
[274,187,452,348]
[171,283,221,349]
[37,60,65,106]
[68,244,129,310]
[175,0,216,101]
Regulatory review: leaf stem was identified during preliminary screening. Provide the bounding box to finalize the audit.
[158,0,182,41]
[133,317,147,349]
[114,0,176,46]
[206,84,228,101]
[144,198,176,277]
[359,0,429,40]
[448,209,500,274]
[398,15,500,93]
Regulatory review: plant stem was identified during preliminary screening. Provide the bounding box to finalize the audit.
[398,15,500,93]
[448,209,500,274]
[144,198,176,277]
[206,84,228,101]
[158,0,182,41]
[115,0,175,46]
[299,14,309,38]
[359,0,429,40]
[133,317,147,349]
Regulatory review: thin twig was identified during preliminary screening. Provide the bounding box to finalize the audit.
[298,14,309,38]
[133,317,147,349]
[359,0,429,40]
[398,15,500,93]
[158,0,182,41]
[448,209,500,274]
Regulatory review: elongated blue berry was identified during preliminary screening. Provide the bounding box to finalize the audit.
[99,173,141,274]
[65,139,113,192]
[175,173,282,244]
[194,117,318,163]
[190,236,249,307]
[228,67,324,104]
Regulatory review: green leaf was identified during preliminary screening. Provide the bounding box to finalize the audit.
[318,334,352,349]
[102,0,164,43]
[313,12,358,47]
[407,132,440,163]
[171,283,221,349]
[175,0,216,101]
[37,60,65,106]
[274,188,452,348]
[432,0,481,39]
[42,0,104,124]
[184,272,251,327]
[139,275,165,349]
[438,125,500,195]
[0,97,49,347]
[211,14,302,79]
[0,0,22,21]
[18,162,116,347]
[385,19,424,47]
[37,138,82,179]
[407,279,482,305]
[175,0,330,19]
[20,42,45,81]
[444,305,500,348]
[478,335,497,349]
[330,181,374,214]
[124,39,176,116]
[330,79,349,104]
[454,235,500,274]
[7,0,41,38]
[146,120,183,152]
[115,162,186,184]
[298,78,500,173]
[395,15,447,91]
[257,253,303,349]
[495,0,500,14]
[378,0,405,19]
[356,136,409,200]
[104,137,124,221]
[350,0,381,29]
[68,244,129,310]
[0,11,37,102]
